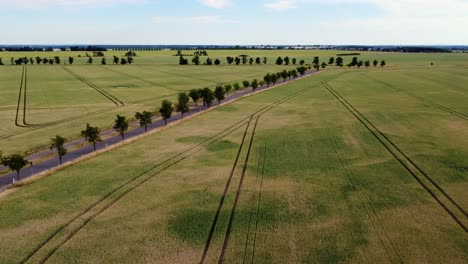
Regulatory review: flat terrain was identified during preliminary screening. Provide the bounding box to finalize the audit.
[1,50,465,156]
[0,57,466,263]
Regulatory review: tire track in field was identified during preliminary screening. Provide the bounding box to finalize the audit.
[21,116,253,264]
[218,117,259,264]
[14,65,27,127]
[241,146,264,264]
[323,119,403,264]
[322,81,468,232]
[200,71,348,263]
[99,66,184,92]
[61,66,124,106]
[200,117,254,264]
[365,74,468,120]
[247,145,267,264]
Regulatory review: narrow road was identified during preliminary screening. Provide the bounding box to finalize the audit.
[0,70,318,190]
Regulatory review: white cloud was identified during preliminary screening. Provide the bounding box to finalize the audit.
[265,0,297,11]
[198,0,232,9]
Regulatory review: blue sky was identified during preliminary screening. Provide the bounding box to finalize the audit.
[1,0,467,45]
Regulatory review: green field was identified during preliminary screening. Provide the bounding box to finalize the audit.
[0,52,467,263]
[1,50,466,156]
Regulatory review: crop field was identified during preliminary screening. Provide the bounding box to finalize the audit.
[0,50,466,156]
[0,53,467,264]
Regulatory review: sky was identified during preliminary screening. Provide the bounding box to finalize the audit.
[1,0,467,45]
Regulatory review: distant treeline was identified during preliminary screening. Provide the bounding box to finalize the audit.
[1,46,107,52]
[336,53,361,56]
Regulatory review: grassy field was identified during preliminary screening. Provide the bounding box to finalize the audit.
[0,61,466,263]
[1,50,466,156]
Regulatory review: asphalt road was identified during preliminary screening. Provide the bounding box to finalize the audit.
[0,70,317,190]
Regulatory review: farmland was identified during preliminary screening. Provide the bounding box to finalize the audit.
[0,51,467,263]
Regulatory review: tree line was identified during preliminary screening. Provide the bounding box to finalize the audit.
[5,56,136,65]
[0,66,311,181]
[179,55,386,67]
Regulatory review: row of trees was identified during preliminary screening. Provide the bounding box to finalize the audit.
[5,56,135,65]
[0,66,311,181]
[178,55,386,68]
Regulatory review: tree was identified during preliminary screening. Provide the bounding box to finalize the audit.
[313,56,320,66]
[281,70,288,82]
[241,56,248,64]
[357,61,364,68]
[275,57,283,65]
[335,57,343,67]
[68,57,74,65]
[264,73,272,87]
[50,135,67,164]
[114,56,120,65]
[284,56,290,65]
[233,83,240,90]
[189,89,200,104]
[292,58,297,65]
[43,58,49,64]
[135,111,152,132]
[242,80,250,89]
[224,84,232,94]
[54,56,60,64]
[226,56,234,64]
[299,60,305,65]
[120,58,128,65]
[235,57,241,65]
[271,73,278,85]
[365,60,371,68]
[127,56,134,64]
[177,92,190,118]
[297,66,307,76]
[251,79,259,92]
[321,62,327,69]
[351,57,358,66]
[373,59,378,67]
[291,69,298,79]
[101,57,106,65]
[192,55,200,65]
[214,86,225,105]
[380,60,386,67]
[88,57,93,64]
[113,115,129,140]
[255,57,261,64]
[159,100,173,125]
[36,57,42,64]
[179,56,188,65]
[328,57,335,65]
[206,57,213,65]
[2,154,28,181]
[249,57,254,65]
[214,58,221,65]
[201,88,215,107]
[259,80,265,87]
[262,57,267,64]
[81,123,101,151]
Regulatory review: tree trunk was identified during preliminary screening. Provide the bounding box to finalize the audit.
[145,125,148,132]
[121,132,124,140]
[59,155,62,164]
[165,119,168,125]
[93,142,96,151]
[16,171,20,181]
